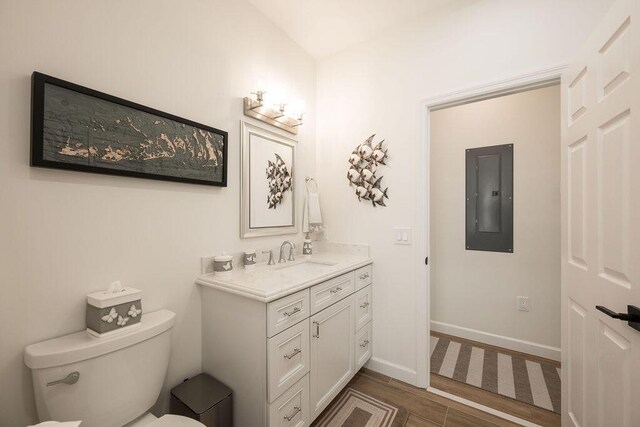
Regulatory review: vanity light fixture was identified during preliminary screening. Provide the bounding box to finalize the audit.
[243,90,303,135]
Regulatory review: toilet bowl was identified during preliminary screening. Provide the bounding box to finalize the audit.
[24,310,204,427]
[128,414,203,427]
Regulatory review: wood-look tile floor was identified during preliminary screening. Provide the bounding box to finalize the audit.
[314,334,561,426]
[334,368,520,427]
[333,366,561,427]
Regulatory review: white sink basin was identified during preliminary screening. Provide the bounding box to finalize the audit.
[274,260,338,273]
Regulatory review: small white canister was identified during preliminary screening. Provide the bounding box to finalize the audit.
[243,249,257,269]
[213,254,233,276]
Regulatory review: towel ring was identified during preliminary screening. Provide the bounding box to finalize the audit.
[305,177,318,193]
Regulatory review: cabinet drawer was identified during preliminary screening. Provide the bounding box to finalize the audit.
[355,321,372,371]
[354,265,372,291]
[309,272,355,315]
[268,374,310,427]
[267,289,310,338]
[355,285,372,331]
[268,320,310,402]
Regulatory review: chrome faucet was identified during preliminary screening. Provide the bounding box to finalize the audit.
[262,250,275,265]
[279,241,296,263]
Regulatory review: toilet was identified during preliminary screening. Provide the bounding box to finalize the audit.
[24,310,204,427]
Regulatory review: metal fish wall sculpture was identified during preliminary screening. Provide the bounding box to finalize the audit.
[266,153,292,209]
[347,134,389,207]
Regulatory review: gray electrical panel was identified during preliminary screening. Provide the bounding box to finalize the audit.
[465,144,513,253]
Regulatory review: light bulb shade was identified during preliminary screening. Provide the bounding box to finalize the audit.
[287,98,305,117]
[264,86,288,107]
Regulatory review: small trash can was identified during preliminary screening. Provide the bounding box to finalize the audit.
[170,373,232,427]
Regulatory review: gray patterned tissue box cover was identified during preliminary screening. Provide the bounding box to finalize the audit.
[86,300,143,336]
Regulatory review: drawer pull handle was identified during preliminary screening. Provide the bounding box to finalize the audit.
[359,273,370,280]
[283,348,301,360]
[360,302,370,308]
[282,307,301,317]
[330,286,343,294]
[284,405,301,421]
[313,321,320,338]
[360,340,370,348]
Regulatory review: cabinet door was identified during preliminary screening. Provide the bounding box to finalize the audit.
[309,295,355,421]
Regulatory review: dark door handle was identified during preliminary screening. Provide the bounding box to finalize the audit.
[596,305,640,332]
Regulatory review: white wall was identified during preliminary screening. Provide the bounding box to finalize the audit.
[430,85,561,352]
[0,1,316,425]
[316,0,614,382]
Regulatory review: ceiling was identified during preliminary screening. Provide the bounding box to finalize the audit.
[248,0,461,58]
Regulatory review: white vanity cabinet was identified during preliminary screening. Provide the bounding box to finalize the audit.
[199,263,373,427]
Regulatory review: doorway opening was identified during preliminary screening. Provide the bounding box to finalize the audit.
[425,82,562,425]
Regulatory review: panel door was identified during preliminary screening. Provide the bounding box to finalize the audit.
[561,0,640,425]
[309,295,355,421]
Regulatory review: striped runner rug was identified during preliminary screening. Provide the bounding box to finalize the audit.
[430,335,561,414]
[313,388,407,427]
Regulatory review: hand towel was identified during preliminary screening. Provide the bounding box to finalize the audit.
[303,186,324,234]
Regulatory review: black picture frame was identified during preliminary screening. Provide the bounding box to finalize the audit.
[31,72,228,186]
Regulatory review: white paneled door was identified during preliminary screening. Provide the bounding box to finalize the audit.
[561,0,639,426]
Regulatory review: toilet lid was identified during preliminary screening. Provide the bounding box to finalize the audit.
[148,415,205,427]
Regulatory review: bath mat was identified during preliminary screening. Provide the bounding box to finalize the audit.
[313,388,407,427]
[430,335,561,414]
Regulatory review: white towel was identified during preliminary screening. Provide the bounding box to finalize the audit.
[29,422,82,427]
[303,188,324,234]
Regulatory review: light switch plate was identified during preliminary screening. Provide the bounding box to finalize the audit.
[393,227,413,245]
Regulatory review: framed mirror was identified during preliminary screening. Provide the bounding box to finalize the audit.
[241,121,297,238]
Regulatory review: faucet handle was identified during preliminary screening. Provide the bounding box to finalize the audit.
[262,250,275,265]
[288,244,296,262]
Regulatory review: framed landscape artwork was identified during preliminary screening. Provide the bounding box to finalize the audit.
[31,72,228,186]
[241,121,297,238]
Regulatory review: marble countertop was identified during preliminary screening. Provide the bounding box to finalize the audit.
[196,252,372,302]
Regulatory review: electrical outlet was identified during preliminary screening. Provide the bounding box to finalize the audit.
[517,296,529,312]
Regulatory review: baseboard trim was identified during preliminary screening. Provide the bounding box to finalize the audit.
[365,357,417,385]
[427,387,540,427]
[430,321,561,361]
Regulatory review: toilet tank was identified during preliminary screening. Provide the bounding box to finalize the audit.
[24,310,175,427]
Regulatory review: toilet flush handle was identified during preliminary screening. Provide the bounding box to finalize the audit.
[47,371,80,387]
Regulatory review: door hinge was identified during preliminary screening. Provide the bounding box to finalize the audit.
[425,257,429,265]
